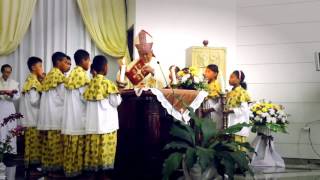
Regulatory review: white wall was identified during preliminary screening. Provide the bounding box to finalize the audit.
[237,0,320,159]
[135,0,237,77]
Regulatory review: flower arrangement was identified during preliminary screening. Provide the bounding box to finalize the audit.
[176,67,207,90]
[0,113,24,162]
[250,100,289,133]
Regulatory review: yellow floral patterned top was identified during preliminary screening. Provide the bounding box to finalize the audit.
[22,74,42,93]
[83,74,119,101]
[207,80,221,98]
[64,66,90,90]
[42,67,65,92]
[226,86,251,108]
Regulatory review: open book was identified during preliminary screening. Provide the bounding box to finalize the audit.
[125,59,150,85]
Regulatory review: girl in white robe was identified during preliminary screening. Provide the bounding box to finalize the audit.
[225,70,251,145]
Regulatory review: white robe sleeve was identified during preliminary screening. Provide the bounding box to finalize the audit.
[109,94,122,108]
[56,84,65,102]
[29,89,40,107]
[213,99,222,112]
[231,102,250,124]
[79,86,86,103]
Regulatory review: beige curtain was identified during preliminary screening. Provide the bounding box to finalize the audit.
[0,0,37,56]
[77,0,129,59]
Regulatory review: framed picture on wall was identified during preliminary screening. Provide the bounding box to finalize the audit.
[315,52,320,71]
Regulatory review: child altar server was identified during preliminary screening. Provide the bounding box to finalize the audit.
[62,49,90,177]
[37,52,70,176]
[20,57,44,174]
[225,70,251,144]
[202,64,223,129]
[83,55,122,176]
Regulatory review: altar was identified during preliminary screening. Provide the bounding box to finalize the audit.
[114,89,207,179]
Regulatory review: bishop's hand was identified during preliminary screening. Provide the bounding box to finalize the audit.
[142,65,154,76]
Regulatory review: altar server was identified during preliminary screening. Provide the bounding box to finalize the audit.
[83,55,122,175]
[20,57,44,172]
[38,52,70,175]
[202,64,223,129]
[62,49,90,177]
[225,70,251,144]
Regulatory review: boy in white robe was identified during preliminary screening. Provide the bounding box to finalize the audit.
[83,55,122,177]
[37,52,70,176]
[19,57,44,173]
[62,49,90,177]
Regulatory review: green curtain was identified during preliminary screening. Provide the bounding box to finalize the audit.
[0,0,37,56]
[77,0,129,60]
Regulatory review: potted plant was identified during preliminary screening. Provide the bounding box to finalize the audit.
[162,108,254,180]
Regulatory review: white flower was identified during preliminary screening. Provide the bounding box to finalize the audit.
[181,74,190,83]
[271,117,277,123]
[266,117,272,123]
[254,116,262,122]
[261,113,268,118]
[269,109,275,115]
[194,76,200,83]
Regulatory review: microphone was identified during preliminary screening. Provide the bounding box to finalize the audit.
[157,61,169,88]
[157,61,178,118]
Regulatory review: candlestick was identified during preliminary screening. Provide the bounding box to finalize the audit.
[170,66,177,85]
[219,74,226,94]
[120,65,126,83]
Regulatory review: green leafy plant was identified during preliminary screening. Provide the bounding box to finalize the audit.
[162,109,254,180]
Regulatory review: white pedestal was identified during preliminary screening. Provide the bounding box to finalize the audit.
[251,128,285,167]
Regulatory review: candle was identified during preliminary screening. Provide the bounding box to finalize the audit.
[219,74,226,93]
[119,57,126,83]
[170,66,177,85]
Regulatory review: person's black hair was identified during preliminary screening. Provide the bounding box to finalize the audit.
[27,57,42,72]
[66,56,71,60]
[1,64,12,73]
[233,70,247,90]
[92,55,108,73]
[52,52,67,66]
[207,64,219,73]
[74,49,89,65]
[169,65,180,74]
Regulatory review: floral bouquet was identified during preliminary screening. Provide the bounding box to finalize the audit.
[250,100,289,134]
[176,66,207,90]
[0,113,24,162]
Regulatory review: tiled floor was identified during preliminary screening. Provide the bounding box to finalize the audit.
[2,162,320,179]
[236,166,320,180]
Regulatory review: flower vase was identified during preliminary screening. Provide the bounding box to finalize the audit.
[251,126,285,167]
[256,126,271,136]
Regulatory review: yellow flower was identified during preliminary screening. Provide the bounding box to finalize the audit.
[256,110,262,115]
[262,107,268,112]
[177,71,185,77]
[189,66,199,76]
